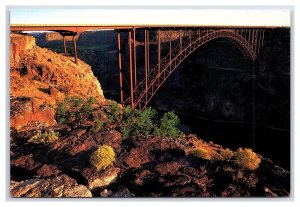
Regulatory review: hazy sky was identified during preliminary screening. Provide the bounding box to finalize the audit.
[10,8,290,27]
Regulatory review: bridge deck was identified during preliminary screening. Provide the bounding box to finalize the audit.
[10,24,278,33]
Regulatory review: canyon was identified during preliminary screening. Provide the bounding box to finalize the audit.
[10,31,290,197]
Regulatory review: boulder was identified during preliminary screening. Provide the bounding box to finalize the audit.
[36,164,61,178]
[10,174,92,197]
[11,153,42,171]
[82,166,120,190]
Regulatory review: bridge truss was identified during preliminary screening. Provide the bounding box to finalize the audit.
[118,28,266,110]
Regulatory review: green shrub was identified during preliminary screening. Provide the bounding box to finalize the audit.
[121,107,157,138]
[106,102,122,122]
[121,107,181,139]
[90,145,115,171]
[134,107,157,136]
[87,97,97,105]
[55,96,96,126]
[28,130,59,144]
[92,120,103,133]
[155,111,180,138]
[234,148,261,170]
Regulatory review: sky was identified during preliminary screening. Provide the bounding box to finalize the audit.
[10,8,291,27]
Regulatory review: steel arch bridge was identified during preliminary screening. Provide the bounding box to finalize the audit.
[10,25,267,110]
[120,28,266,110]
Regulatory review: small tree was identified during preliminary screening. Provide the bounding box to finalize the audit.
[121,106,157,138]
[155,111,180,138]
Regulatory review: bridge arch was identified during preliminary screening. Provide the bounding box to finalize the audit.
[125,29,258,110]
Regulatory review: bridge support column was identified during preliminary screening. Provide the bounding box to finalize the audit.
[128,30,134,108]
[133,29,137,87]
[158,30,161,83]
[169,39,172,69]
[144,29,149,103]
[72,35,78,65]
[63,35,67,55]
[180,30,182,50]
[117,32,124,105]
[251,61,256,149]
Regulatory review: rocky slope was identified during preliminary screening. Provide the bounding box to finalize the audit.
[10,33,290,198]
[10,125,290,197]
[10,34,104,130]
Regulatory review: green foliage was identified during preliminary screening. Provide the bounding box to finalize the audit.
[121,107,181,139]
[121,107,157,138]
[155,111,180,138]
[90,145,115,171]
[106,102,122,122]
[92,120,103,133]
[234,148,261,170]
[134,107,157,136]
[55,96,96,126]
[28,130,59,144]
[87,97,97,105]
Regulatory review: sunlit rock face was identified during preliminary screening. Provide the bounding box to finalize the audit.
[10,33,105,131]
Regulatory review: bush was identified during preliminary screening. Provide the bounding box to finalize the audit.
[106,102,122,122]
[28,130,59,144]
[55,96,96,126]
[155,111,180,138]
[189,148,211,160]
[92,120,103,133]
[90,145,115,171]
[211,151,225,161]
[220,148,234,160]
[234,148,261,170]
[121,106,157,138]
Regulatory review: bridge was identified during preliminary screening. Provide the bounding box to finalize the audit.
[11,24,270,110]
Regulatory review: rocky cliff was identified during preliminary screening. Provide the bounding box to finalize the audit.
[10,34,104,130]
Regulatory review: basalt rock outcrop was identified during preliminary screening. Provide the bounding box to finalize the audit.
[10,127,290,197]
[10,34,104,130]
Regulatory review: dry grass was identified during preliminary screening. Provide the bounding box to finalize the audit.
[234,148,261,170]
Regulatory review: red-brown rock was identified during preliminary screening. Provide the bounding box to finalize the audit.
[36,164,61,178]
[95,130,122,149]
[10,97,56,131]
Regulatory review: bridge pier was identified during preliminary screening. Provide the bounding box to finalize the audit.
[128,30,134,108]
[133,29,137,87]
[117,32,124,105]
[63,35,67,55]
[72,35,78,65]
[59,31,79,65]
[145,29,149,104]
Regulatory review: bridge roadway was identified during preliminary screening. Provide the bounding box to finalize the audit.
[10,24,272,110]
